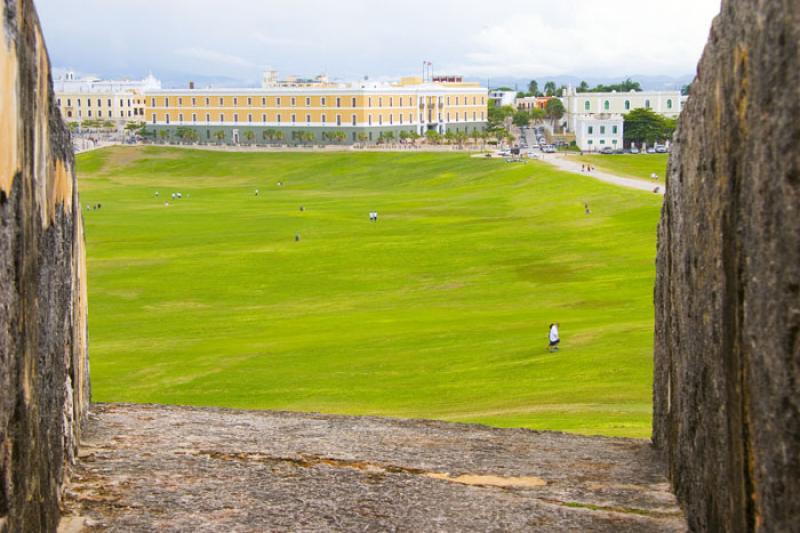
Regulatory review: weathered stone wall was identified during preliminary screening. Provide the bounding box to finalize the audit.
[0,0,90,531]
[654,1,799,531]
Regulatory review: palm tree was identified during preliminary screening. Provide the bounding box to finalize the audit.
[244,130,255,144]
[357,132,369,144]
[214,130,225,144]
[334,131,347,144]
[274,130,285,143]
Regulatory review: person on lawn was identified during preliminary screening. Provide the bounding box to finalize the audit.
[548,323,560,352]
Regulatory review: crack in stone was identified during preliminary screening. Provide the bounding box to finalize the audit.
[193,450,548,489]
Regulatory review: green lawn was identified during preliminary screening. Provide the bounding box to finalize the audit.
[79,146,662,438]
[570,153,669,182]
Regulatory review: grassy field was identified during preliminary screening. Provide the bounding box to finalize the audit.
[569,153,669,182]
[78,146,662,438]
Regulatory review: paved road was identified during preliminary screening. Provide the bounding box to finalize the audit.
[542,154,666,195]
[61,403,685,532]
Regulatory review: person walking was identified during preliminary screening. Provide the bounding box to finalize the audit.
[548,323,560,352]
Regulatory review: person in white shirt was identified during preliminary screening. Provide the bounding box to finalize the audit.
[548,323,560,352]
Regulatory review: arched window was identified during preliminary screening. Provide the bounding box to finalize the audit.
[645,99,651,109]
[667,99,673,109]
[603,100,610,110]
[624,100,631,110]
[584,100,590,111]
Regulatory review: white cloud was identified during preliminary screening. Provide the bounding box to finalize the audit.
[174,48,255,69]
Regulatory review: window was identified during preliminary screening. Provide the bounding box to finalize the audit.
[291,114,296,123]
[322,114,327,124]
[584,100,590,111]
[291,97,296,106]
[206,98,210,106]
[276,97,281,106]
[473,112,476,121]
[247,97,252,106]
[233,97,238,106]
[163,97,168,107]
[164,113,169,124]
[456,97,460,105]
[67,111,72,118]
[336,114,342,126]
[379,97,383,107]
[378,115,383,125]
[219,97,224,106]
[192,113,196,123]
[97,111,102,118]
[219,113,225,122]
[192,97,196,106]
[447,112,451,122]
[234,113,239,123]
[600,126,606,134]
[612,125,618,134]
[473,96,477,105]
[604,100,610,110]
[368,114,372,125]
[277,114,282,123]
[352,97,357,107]
[57,98,61,106]
[624,100,631,110]
[177,98,182,106]
[306,114,311,124]
[588,140,593,145]
[97,98,102,107]
[262,114,267,123]
[261,97,267,106]
[87,99,91,107]
[88,110,92,117]
[409,113,413,123]
[399,97,404,107]
[152,113,156,124]
[67,99,71,106]
[389,114,393,125]
[645,99,651,109]
[368,97,372,107]
[588,126,594,134]
[667,99,673,109]
[481,97,486,105]
[389,97,393,107]
[206,114,211,123]
[351,115,357,126]
[600,139,606,144]
[305,97,311,107]
[399,114,403,125]
[248,114,253,123]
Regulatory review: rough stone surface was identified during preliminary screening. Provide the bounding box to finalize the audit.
[0,0,90,531]
[63,403,685,532]
[653,1,800,531]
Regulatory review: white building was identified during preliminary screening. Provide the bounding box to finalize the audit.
[489,90,517,108]
[562,87,682,135]
[54,71,161,124]
[574,114,624,152]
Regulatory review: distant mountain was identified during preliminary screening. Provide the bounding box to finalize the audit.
[473,74,695,92]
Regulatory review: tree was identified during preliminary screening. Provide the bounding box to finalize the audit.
[357,132,369,143]
[512,110,532,128]
[274,130,285,142]
[623,107,675,146]
[243,130,255,144]
[487,101,514,130]
[577,80,590,93]
[529,108,545,124]
[443,130,456,144]
[159,129,170,142]
[544,98,566,130]
[544,81,557,96]
[333,131,347,143]
[681,82,693,96]
[528,80,539,97]
[425,129,442,144]
[589,78,642,93]
[262,129,277,142]
[214,130,225,143]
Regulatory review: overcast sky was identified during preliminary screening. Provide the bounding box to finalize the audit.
[36,0,721,86]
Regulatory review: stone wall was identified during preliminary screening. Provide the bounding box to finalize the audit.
[0,0,90,531]
[653,1,799,531]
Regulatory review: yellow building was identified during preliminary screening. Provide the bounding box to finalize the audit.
[145,73,488,144]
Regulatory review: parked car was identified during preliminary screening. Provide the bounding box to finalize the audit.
[600,147,614,154]
[655,145,667,153]
[630,147,640,154]
[646,147,657,154]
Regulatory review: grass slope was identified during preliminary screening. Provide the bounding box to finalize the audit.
[79,146,661,438]
[571,153,669,183]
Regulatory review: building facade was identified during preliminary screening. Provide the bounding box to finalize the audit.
[488,90,517,108]
[54,72,161,124]
[574,114,624,152]
[515,96,553,111]
[145,75,488,144]
[562,87,682,135]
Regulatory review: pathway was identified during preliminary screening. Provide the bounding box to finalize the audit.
[542,154,666,195]
[61,403,686,532]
